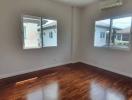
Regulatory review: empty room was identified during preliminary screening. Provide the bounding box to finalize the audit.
[0,0,132,100]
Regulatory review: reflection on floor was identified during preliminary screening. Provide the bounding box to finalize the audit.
[0,62,132,100]
[27,82,59,100]
[90,81,125,100]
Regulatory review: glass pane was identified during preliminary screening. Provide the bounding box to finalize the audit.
[22,15,42,49]
[110,17,132,49]
[42,19,57,47]
[94,19,110,47]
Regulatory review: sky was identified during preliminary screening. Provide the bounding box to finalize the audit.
[96,17,132,29]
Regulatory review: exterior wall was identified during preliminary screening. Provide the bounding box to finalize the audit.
[43,28,57,47]
[94,26,108,47]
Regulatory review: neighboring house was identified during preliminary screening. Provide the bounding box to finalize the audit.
[94,26,109,47]
[114,27,130,47]
[42,19,57,47]
[94,24,130,48]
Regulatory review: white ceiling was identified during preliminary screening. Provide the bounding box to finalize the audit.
[50,0,99,7]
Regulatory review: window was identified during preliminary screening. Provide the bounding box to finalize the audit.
[22,16,42,49]
[42,19,57,47]
[94,19,110,47]
[116,34,121,40]
[94,16,132,50]
[100,32,106,39]
[110,17,131,49]
[122,34,129,41]
[22,15,57,49]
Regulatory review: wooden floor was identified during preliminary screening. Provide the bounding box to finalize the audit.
[0,62,132,100]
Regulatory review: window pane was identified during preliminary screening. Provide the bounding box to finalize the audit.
[42,19,57,47]
[94,19,110,47]
[22,16,42,49]
[110,17,131,49]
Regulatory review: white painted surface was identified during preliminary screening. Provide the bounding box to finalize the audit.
[43,28,57,47]
[50,0,98,7]
[71,7,81,63]
[1,0,132,79]
[0,0,78,79]
[80,0,132,78]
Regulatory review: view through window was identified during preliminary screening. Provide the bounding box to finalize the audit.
[94,19,110,47]
[94,16,132,50]
[23,16,42,49]
[22,15,57,49]
[110,17,131,49]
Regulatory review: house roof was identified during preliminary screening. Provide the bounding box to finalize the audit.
[116,27,130,34]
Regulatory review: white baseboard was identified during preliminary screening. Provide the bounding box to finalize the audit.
[81,60,132,78]
[0,61,72,79]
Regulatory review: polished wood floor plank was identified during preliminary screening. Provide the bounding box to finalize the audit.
[0,62,132,100]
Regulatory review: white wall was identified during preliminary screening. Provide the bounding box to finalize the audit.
[0,0,80,78]
[71,7,81,63]
[2,0,132,79]
[80,0,132,77]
